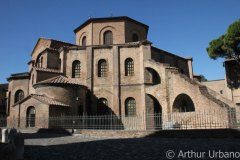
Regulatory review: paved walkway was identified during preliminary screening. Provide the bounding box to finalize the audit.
[24,131,240,160]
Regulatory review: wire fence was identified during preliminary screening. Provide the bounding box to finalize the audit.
[1,109,240,130]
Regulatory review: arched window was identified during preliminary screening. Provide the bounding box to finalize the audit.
[104,31,113,45]
[82,36,86,46]
[125,97,136,116]
[98,59,107,77]
[125,58,134,76]
[26,106,35,127]
[72,60,80,78]
[14,90,24,103]
[132,33,139,42]
[97,98,109,115]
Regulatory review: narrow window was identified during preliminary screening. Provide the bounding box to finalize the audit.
[98,59,107,77]
[125,58,134,76]
[32,74,34,85]
[40,57,43,67]
[72,60,80,78]
[82,36,86,46]
[14,90,24,103]
[132,33,139,42]
[104,31,113,45]
[37,56,43,68]
[125,97,136,116]
[26,106,36,127]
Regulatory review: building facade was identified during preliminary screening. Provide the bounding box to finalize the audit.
[6,16,237,129]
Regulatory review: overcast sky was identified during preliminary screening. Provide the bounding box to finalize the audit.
[0,0,239,83]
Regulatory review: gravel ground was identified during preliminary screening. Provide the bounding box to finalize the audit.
[24,131,240,160]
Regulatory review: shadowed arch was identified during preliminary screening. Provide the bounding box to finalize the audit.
[144,67,161,85]
[173,93,195,112]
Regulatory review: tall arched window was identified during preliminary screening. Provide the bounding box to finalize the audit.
[97,98,109,115]
[14,90,24,103]
[26,106,36,127]
[98,59,107,77]
[125,58,134,76]
[104,31,113,45]
[132,33,139,42]
[72,60,80,78]
[82,36,86,46]
[125,97,136,116]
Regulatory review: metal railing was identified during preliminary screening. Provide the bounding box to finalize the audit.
[2,109,240,130]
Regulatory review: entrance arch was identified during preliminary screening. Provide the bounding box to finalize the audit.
[173,93,195,112]
[26,106,36,127]
[145,94,162,129]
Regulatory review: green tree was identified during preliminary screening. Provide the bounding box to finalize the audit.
[199,74,207,82]
[207,19,240,62]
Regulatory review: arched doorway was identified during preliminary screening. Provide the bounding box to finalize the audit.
[146,94,162,130]
[173,94,195,112]
[26,106,36,127]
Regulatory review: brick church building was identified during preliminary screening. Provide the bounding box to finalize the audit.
[6,16,237,129]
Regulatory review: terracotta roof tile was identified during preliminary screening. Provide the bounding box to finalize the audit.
[12,94,70,107]
[36,75,82,86]
[33,67,62,73]
[32,94,70,107]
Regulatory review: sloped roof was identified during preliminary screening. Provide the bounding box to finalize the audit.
[74,16,149,33]
[13,94,70,107]
[32,67,62,74]
[35,75,84,86]
[32,94,70,107]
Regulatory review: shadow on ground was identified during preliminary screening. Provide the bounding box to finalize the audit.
[24,129,240,160]
[22,128,72,139]
[146,128,240,138]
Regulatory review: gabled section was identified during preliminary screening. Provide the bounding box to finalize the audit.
[31,38,76,62]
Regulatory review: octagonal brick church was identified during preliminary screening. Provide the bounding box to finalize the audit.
[6,16,236,129]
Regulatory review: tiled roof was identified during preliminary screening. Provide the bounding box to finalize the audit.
[32,94,70,107]
[36,75,82,86]
[33,67,62,74]
[13,94,70,107]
